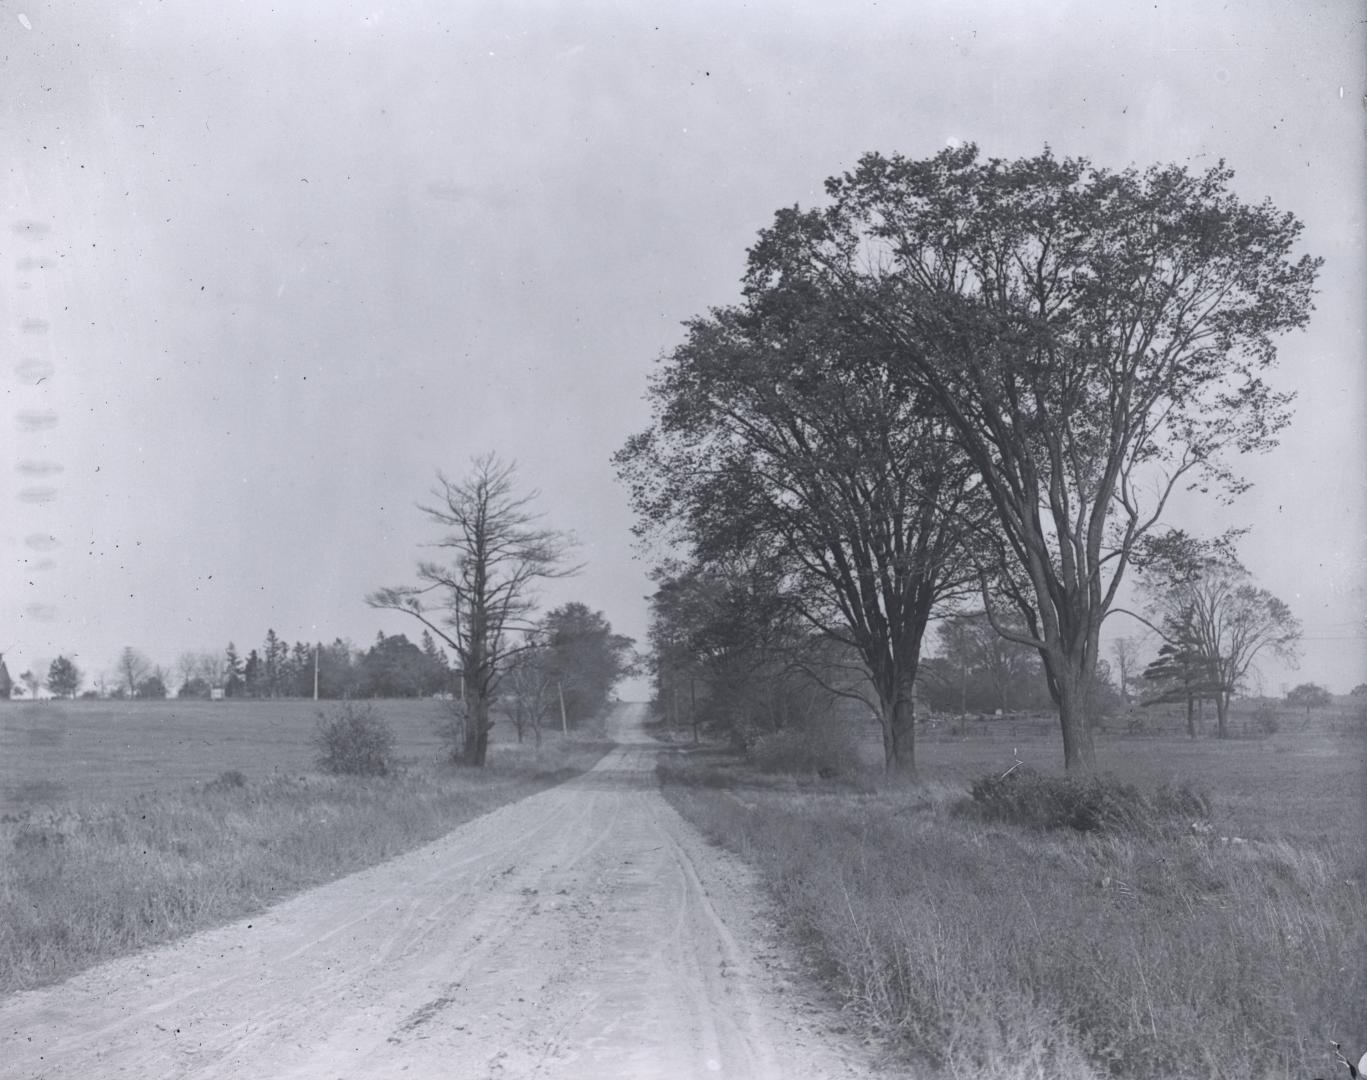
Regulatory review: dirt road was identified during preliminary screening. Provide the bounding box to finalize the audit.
[1,704,885,1079]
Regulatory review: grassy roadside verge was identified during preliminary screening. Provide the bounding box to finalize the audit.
[658,749,1366,1080]
[1,739,612,995]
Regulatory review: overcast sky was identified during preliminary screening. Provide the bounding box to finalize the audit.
[4,0,1364,697]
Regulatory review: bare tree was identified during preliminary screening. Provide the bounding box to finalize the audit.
[118,647,151,697]
[197,650,228,688]
[502,635,557,747]
[1145,558,1300,737]
[367,455,578,766]
[1111,637,1138,705]
[175,652,200,693]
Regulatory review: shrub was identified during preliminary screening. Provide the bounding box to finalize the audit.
[1253,699,1280,735]
[313,702,395,776]
[208,769,248,789]
[749,716,863,778]
[959,767,1208,836]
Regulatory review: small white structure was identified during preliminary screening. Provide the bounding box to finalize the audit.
[210,686,225,701]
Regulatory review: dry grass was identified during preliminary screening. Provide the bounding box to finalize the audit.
[0,731,611,995]
[660,727,1367,1080]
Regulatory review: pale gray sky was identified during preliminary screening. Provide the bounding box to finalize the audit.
[4,0,1364,695]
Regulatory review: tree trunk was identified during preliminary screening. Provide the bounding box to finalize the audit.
[461,674,484,765]
[1052,663,1097,773]
[1186,694,1197,739]
[1215,692,1230,739]
[875,671,917,776]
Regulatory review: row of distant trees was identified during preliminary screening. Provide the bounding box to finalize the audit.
[4,606,632,713]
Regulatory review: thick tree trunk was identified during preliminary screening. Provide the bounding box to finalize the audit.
[875,674,917,776]
[1051,662,1097,773]
[461,674,485,765]
[1215,693,1230,739]
[1186,694,1197,739]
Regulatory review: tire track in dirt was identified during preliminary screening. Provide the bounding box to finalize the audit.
[0,705,895,1079]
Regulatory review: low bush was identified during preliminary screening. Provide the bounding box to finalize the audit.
[314,703,396,776]
[957,766,1209,836]
[749,716,863,778]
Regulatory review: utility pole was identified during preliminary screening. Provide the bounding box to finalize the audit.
[558,679,568,735]
[313,642,320,701]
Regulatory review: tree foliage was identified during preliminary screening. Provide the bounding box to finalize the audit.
[616,260,976,772]
[539,602,635,731]
[645,558,853,749]
[739,145,1319,770]
[46,655,82,699]
[1285,682,1332,716]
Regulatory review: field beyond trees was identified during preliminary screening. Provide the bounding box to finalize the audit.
[659,714,1366,1080]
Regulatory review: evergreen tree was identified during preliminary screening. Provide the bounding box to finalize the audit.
[242,649,262,697]
[420,630,450,695]
[224,642,244,698]
[290,641,313,697]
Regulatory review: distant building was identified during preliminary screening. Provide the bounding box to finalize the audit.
[210,686,225,701]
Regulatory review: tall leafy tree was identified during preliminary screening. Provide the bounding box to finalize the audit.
[46,655,82,699]
[617,282,976,772]
[1285,682,1332,719]
[539,602,635,731]
[360,633,428,698]
[368,454,578,765]
[749,145,1320,770]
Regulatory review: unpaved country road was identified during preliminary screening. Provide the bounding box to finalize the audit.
[1,704,893,1079]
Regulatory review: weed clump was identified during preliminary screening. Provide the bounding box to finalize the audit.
[314,702,396,776]
[959,766,1209,835]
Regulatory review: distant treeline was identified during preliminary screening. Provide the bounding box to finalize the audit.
[172,631,453,701]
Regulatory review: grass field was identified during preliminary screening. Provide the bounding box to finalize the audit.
[0,698,611,995]
[0,698,475,814]
[659,715,1366,1080]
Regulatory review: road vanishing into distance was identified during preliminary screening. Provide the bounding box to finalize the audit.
[1,703,887,1079]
